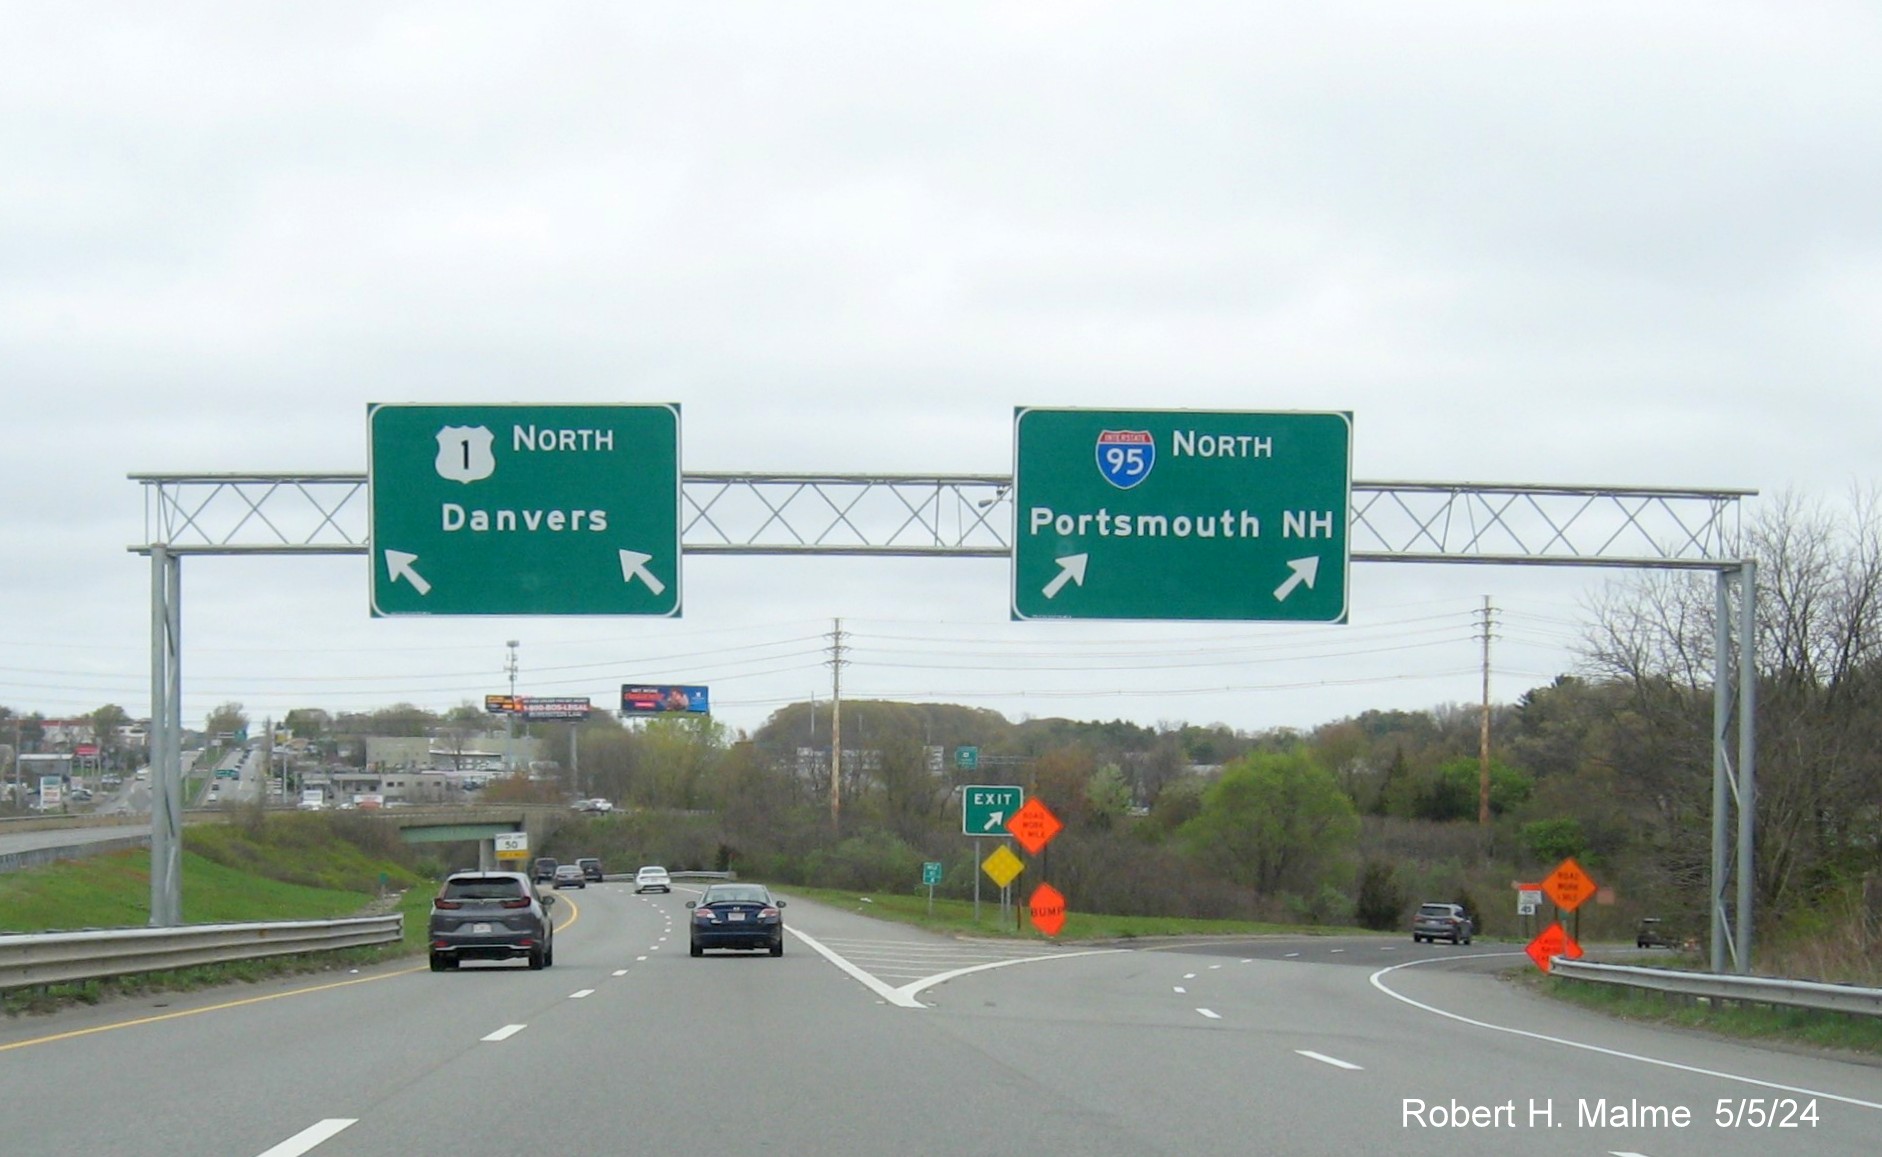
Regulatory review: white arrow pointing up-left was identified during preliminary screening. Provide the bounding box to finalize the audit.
[618,550,667,596]
[384,550,431,596]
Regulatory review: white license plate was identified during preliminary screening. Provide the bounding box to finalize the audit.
[472,922,492,934]
[728,912,746,922]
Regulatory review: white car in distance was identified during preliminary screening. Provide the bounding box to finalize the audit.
[633,866,672,894]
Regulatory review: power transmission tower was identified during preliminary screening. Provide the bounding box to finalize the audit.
[827,619,847,831]
[1477,597,1498,826]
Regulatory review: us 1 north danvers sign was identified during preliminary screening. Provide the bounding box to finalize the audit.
[368,403,681,616]
[1012,408,1352,622]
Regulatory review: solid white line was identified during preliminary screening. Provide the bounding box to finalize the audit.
[895,948,1128,1004]
[570,989,595,999]
[788,927,918,1006]
[1197,1008,1221,1020]
[481,1024,526,1042]
[1296,1049,1362,1070]
[788,927,1128,1009]
[255,1119,356,1157]
[1369,956,1882,1112]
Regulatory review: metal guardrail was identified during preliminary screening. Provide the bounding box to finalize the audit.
[1552,958,1882,1018]
[0,915,402,991]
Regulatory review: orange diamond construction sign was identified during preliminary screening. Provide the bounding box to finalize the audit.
[1029,882,1067,937]
[1005,797,1063,856]
[1541,857,1596,912]
[1524,922,1584,972]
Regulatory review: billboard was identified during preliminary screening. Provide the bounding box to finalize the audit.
[485,695,592,721]
[621,684,710,716]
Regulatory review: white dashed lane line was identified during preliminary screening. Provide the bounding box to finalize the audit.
[1173,986,1186,994]
[255,1119,356,1157]
[612,969,628,977]
[570,989,595,999]
[481,1024,527,1042]
[1297,1050,1363,1070]
[1196,1008,1221,1020]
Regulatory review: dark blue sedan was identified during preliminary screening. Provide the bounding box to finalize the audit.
[688,884,786,957]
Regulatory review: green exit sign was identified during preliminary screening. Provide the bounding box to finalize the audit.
[368,403,681,616]
[962,784,1024,837]
[1012,408,1351,623]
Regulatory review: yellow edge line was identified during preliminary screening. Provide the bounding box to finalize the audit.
[3,888,583,1055]
[1,965,425,1053]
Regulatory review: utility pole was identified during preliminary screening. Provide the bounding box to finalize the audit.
[505,640,520,774]
[828,618,846,831]
[1478,596,1497,826]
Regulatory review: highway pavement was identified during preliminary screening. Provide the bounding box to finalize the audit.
[1,883,1876,1155]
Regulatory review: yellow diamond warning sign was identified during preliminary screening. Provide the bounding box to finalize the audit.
[982,844,1024,889]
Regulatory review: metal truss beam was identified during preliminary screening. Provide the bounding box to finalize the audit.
[132,472,1749,566]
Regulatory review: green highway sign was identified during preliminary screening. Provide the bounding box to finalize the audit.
[368,403,681,616]
[962,784,1024,837]
[955,745,979,771]
[922,861,943,886]
[1012,408,1351,622]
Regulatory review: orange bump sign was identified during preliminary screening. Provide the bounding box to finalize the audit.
[1028,882,1067,937]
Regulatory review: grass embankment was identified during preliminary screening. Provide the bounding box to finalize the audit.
[781,884,1352,941]
[1537,971,1882,1057]
[3,814,435,1015]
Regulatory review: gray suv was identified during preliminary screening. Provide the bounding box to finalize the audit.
[1412,902,1474,945]
[428,870,556,971]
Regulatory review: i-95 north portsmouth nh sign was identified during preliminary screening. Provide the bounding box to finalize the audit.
[1011,408,1351,622]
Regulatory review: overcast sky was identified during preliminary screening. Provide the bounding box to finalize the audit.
[4,3,1878,740]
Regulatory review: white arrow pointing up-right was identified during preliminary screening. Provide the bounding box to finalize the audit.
[983,810,1005,831]
[1042,554,1089,600]
[1274,556,1320,602]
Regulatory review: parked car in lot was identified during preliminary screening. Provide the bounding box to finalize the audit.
[633,866,672,894]
[576,857,603,883]
[1412,902,1474,945]
[428,870,556,971]
[688,883,785,957]
[552,864,586,889]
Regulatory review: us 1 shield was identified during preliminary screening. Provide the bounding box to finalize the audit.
[434,425,497,484]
